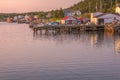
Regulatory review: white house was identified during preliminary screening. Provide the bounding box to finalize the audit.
[91,12,120,25]
[61,16,77,24]
[75,10,81,16]
[34,15,39,19]
[63,10,75,17]
[91,12,103,24]
[25,15,30,20]
[63,10,81,17]
[13,16,18,21]
[18,15,24,19]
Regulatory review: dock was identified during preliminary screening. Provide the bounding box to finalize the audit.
[32,25,105,33]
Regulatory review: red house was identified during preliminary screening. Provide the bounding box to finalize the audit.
[61,16,77,24]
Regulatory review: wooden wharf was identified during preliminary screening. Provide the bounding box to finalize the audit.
[32,25,105,33]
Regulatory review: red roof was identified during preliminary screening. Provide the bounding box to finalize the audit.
[61,16,70,20]
[77,18,83,21]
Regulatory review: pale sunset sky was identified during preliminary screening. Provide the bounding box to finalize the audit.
[0,0,80,13]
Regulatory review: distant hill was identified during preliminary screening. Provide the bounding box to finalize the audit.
[68,0,120,13]
[1,0,120,20]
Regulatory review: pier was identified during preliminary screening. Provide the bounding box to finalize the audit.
[32,25,105,33]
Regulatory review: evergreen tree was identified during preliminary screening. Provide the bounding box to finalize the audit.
[69,0,120,13]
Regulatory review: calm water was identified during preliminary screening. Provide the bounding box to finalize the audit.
[0,22,120,80]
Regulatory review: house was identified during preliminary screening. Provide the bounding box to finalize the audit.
[75,10,81,16]
[25,15,30,20]
[63,10,75,17]
[91,12,120,25]
[91,12,103,24]
[18,15,24,19]
[61,16,77,24]
[6,17,11,23]
[13,16,18,22]
[63,10,81,17]
[116,4,120,14]
[34,15,39,19]
[77,18,84,24]
[78,17,90,24]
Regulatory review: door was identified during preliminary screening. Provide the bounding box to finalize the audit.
[98,19,104,25]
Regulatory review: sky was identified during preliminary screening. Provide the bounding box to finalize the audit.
[0,0,80,13]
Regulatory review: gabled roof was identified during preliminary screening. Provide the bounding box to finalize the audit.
[93,12,103,17]
[94,13,120,18]
[62,16,77,20]
[62,16,70,20]
[77,18,83,21]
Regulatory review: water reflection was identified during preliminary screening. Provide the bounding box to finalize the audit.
[1,23,120,80]
[114,33,120,55]
[33,30,120,55]
[33,30,104,47]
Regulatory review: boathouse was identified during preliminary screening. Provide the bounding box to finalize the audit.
[61,16,77,24]
[91,12,120,25]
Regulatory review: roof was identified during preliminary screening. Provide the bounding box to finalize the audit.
[61,16,77,20]
[93,12,103,17]
[94,13,120,18]
[62,16,70,20]
[77,18,83,21]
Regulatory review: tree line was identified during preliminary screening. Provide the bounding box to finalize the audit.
[69,0,120,13]
[1,0,120,21]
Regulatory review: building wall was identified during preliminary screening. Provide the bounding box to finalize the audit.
[98,14,120,24]
[64,11,75,17]
[116,7,120,14]
[90,12,103,24]
[91,16,98,25]
[90,13,94,22]
[104,18,114,23]
[6,18,11,23]
[94,18,98,24]
[64,10,81,17]
[61,20,65,24]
